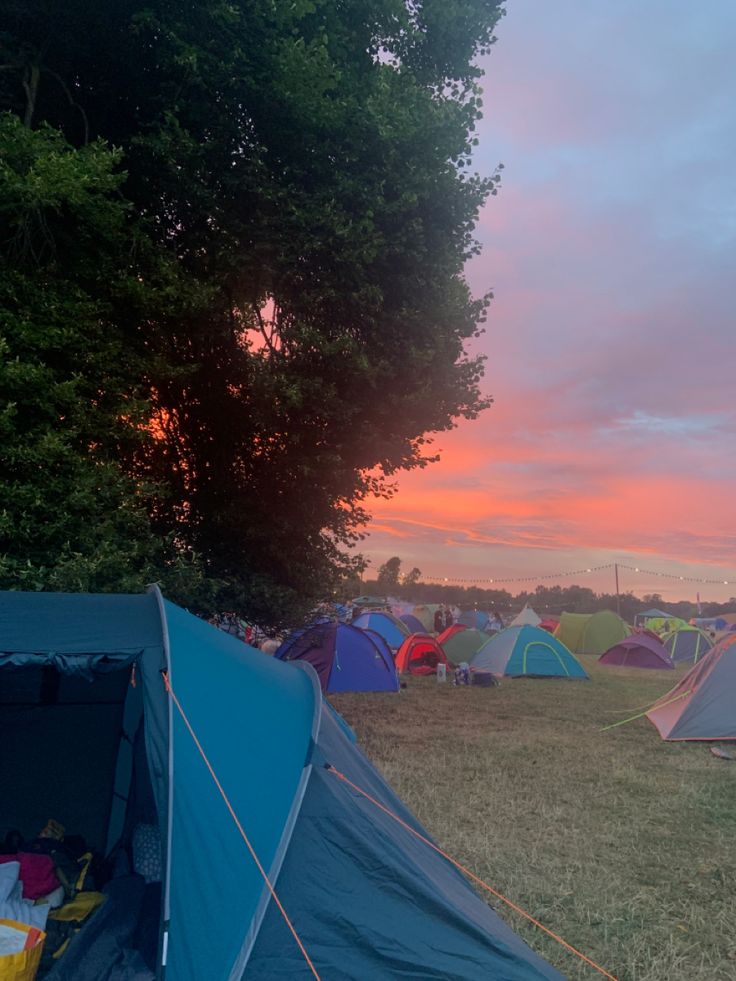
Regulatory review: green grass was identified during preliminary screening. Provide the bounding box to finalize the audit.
[330,660,736,980]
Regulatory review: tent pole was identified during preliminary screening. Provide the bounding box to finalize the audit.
[615,563,620,617]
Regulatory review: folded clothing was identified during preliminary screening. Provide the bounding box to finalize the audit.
[0,859,51,930]
[0,851,59,899]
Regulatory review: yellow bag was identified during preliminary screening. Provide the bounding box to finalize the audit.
[0,919,45,981]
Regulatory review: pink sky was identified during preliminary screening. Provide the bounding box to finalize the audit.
[359,0,736,603]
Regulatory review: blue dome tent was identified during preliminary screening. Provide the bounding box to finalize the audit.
[471,625,588,679]
[274,620,399,693]
[351,609,409,650]
[0,590,562,980]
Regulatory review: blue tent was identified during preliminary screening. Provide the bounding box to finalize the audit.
[399,613,426,634]
[458,610,491,630]
[274,620,399,693]
[351,609,409,649]
[471,625,588,679]
[0,590,563,981]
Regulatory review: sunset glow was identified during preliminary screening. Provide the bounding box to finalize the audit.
[360,0,736,602]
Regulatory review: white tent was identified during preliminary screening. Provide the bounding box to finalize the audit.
[509,604,542,628]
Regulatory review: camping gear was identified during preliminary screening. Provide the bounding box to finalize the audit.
[599,636,674,670]
[351,610,409,650]
[0,590,562,980]
[274,620,399,693]
[662,626,713,664]
[0,920,45,981]
[647,634,736,741]
[436,662,447,682]
[554,610,630,655]
[395,634,452,676]
[471,670,498,688]
[471,626,588,679]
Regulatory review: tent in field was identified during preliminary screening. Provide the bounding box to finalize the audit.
[395,634,452,675]
[351,610,409,650]
[599,635,674,670]
[436,623,467,645]
[0,590,562,980]
[554,610,630,655]
[275,620,399,693]
[634,607,672,626]
[457,609,491,631]
[509,605,541,628]
[471,626,588,679]
[411,604,445,632]
[647,634,736,741]
[539,617,559,634]
[663,626,713,664]
[440,627,493,664]
[399,613,427,634]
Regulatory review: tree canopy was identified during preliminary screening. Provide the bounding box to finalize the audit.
[1,0,504,627]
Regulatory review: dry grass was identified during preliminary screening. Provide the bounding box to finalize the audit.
[330,659,736,981]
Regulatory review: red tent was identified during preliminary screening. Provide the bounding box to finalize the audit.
[395,634,452,675]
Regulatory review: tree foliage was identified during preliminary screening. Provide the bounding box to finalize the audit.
[1,0,504,626]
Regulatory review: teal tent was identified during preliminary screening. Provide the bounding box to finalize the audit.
[0,590,562,981]
[471,625,588,679]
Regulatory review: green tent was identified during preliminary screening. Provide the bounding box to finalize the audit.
[554,610,631,655]
[440,628,493,663]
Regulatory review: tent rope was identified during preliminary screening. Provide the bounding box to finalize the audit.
[161,673,321,980]
[325,764,619,981]
[598,689,692,732]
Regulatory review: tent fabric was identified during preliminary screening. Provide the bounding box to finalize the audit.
[539,618,559,634]
[246,707,563,981]
[0,589,321,981]
[457,610,491,631]
[663,627,714,664]
[440,628,493,664]
[647,634,736,741]
[275,620,399,693]
[399,613,426,634]
[641,616,689,636]
[395,634,451,675]
[554,611,630,655]
[351,610,409,650]
[599,636,674,670]
[436,623,467,645]
[471,626,588,679]
[0,590,562,980]
[509,605,542,628]
[411,604,443,632]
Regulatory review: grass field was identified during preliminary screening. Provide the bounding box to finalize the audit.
[330,660,736,981]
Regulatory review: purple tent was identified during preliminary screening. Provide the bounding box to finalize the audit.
[275,620,399,693]
[599,635,674,670]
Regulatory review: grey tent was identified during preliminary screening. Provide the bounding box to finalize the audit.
[647,634,736,740]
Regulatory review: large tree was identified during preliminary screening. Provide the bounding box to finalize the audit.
[1,0,503,627]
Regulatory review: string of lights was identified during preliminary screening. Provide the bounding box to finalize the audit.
[422,564,615,585]
[420,561,735,587]
[616,564,732,586]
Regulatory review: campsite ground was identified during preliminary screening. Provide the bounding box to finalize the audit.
[330,660,736,981]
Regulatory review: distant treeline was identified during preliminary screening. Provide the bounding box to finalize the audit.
[353,579,734,622]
